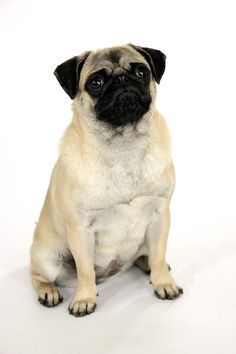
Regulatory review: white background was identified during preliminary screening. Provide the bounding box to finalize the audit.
[0,0,236,353]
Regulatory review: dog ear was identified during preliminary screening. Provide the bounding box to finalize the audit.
[129,44,166,84]
[54,52,90,99]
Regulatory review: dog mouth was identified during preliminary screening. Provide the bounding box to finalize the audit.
[95,87,151,127]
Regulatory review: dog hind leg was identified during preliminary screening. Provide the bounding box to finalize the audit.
[30,233,64,307]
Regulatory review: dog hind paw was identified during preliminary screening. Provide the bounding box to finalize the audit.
[38,285,63,307]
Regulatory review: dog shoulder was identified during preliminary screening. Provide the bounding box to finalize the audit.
[152,110,172,151]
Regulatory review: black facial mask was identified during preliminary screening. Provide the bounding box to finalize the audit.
[85,63,152,127]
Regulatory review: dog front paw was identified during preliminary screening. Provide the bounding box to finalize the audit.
[151,270,183,300]
[68,294,97,317]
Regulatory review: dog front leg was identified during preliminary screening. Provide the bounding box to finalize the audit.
[147,203,183,300]
[66,220,97,317]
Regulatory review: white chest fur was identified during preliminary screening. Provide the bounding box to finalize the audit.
[73,123,171,278]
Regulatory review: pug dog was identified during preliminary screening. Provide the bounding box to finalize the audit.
[30,44,183,317]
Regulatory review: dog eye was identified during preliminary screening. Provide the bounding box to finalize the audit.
[89,77,105,89]
[134,68,145,78]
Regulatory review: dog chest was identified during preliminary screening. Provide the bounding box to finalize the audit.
[76,142,169,211]
[74,136,172,277]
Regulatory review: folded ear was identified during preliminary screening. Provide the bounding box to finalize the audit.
[54,51,90,99]
[129,44,166,84]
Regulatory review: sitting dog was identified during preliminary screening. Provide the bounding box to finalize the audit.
[30,44,183,317]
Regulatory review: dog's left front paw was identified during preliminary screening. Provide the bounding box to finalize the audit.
[151,271,183,300]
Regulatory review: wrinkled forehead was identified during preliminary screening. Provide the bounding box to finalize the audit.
[82,45,147,78]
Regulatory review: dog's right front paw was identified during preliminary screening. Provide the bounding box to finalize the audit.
[68,298,97,317]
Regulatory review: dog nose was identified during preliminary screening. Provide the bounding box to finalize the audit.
[115,75,129,85]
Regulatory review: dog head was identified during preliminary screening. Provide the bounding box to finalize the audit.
[54,44,166,128]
